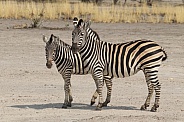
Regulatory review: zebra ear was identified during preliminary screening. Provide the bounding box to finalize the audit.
[56,36,60,43]
[43,34,48,43]
[73,17,78,27]
[85,21,91,29]
[48,34,54,44]
[78,19,84,28]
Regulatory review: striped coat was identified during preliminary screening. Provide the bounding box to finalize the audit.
[71,19,167,111]
[43,34,112,108]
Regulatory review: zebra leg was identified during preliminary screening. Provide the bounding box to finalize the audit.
[90,77,102,106]
[151,76,161,112]
[96,80,104,110]
[92,70,104,110]
[141,71,154,110]
[62,74,72,109]
[90,89,98,106]
[102,77,112,107]
[62,82,70,108]
[142,70,161,112]
[91,76,113,107]
[68,84,73,107]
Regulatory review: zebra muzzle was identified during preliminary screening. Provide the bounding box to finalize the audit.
[71,42,79,54]
[46,61,52,69]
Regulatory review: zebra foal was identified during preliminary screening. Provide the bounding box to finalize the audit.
[43,34,112,108]
[71,18,167,112]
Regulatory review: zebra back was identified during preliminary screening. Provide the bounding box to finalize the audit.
[71,20,167,78]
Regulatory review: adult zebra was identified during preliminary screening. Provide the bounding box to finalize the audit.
[71,19,167,112]
[43,34,112,108]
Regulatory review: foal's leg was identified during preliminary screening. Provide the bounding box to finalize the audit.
[68,83,73,107]
[62,73,72,108]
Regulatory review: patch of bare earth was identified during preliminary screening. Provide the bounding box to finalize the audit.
[0,19,184,122]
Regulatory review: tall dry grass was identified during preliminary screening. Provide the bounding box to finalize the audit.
[0,0,184,23]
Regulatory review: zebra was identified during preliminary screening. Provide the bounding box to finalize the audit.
[71,18,167,112]
[43,34,113,108]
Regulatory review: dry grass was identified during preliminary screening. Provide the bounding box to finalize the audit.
[0,0,184,23]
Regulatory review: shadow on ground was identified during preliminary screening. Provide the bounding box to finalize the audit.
[10,103,139,111]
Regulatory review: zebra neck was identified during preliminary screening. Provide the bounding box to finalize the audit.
[50,41,86,74]
[59,40,71,48]
[54,45,73,62]
[71,52,85,74]
[79,34,109,70]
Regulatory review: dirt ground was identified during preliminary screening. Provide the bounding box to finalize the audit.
[0,19,184,122]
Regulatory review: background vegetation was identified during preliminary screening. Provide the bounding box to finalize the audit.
[0,0,184,23]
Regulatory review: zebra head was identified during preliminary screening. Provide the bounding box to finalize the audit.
[43,34,59,69]
[71,19,91,54]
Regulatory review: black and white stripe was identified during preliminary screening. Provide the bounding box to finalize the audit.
[71,19,167,111]
[43,34,112,108]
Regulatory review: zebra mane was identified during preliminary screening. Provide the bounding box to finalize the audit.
[51,34,71,49]
[87,28,141,46]
[88,27,101,41]
[59,39,71,48]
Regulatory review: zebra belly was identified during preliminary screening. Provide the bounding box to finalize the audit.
[102,52,139,78]
[103,66,141,78]
[72,70,89,75]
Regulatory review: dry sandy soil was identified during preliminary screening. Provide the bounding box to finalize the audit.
[0,19,184,122]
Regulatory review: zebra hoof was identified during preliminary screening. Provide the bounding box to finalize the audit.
[102,102,108,107]
[90,101,95,106]
[140,104,147,110]
[95,106,102,111]
[67,103,72,107]
[150,107,157,112]
[62,104,68,109]
[95,103,103,110]
[150,104,158,112]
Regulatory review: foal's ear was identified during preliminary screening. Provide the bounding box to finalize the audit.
[85,20,91,29]
[43,34,47,43]
[73,17,78,27]
[49,34,55,44]
[78,19,84,28]
[56,36,60,43]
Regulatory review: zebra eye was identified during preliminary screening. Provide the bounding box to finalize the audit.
[81,32,84,36]
[72,32,75,36]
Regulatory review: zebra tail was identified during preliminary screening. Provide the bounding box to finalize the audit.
[162,48,167,62]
